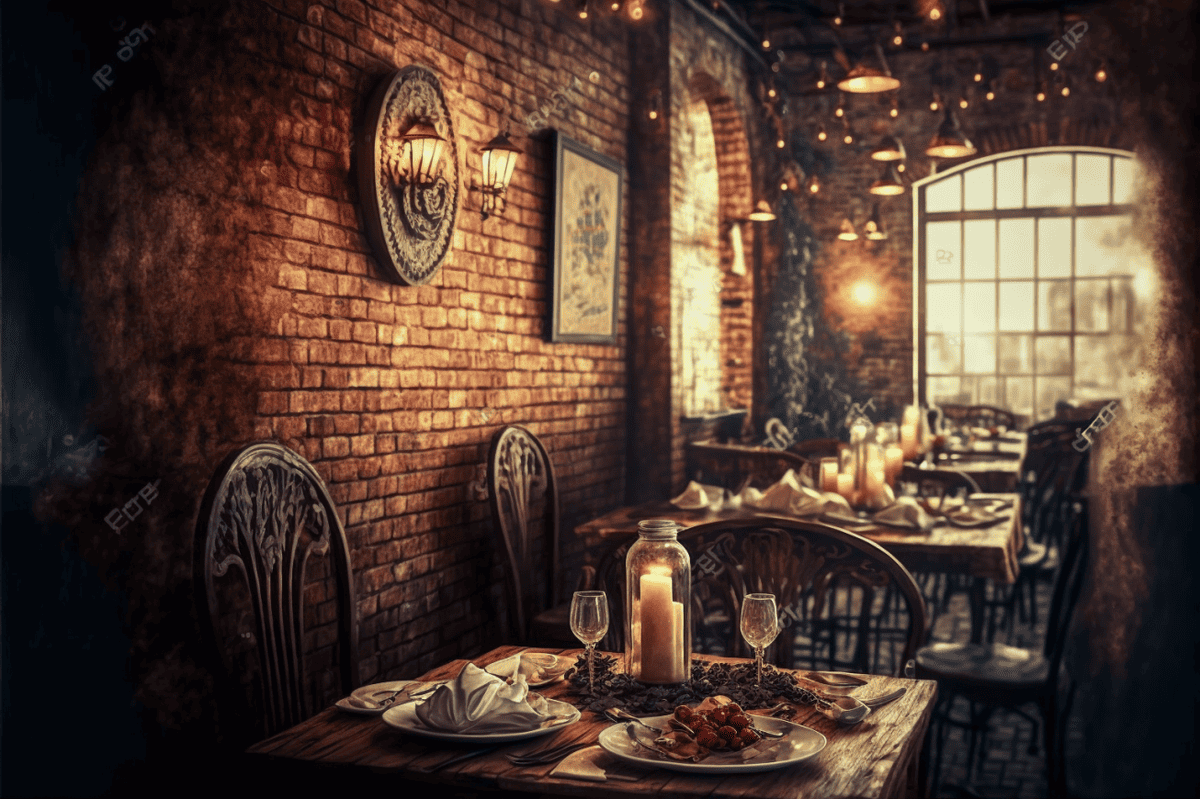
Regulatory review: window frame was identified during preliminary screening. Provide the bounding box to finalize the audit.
[912,146,1135,420]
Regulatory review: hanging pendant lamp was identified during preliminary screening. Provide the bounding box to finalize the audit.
[870,135,906,161]
[864,204,887,240]
[838,218,859,240]
[925,106,977,158]
[838,42,902,93]
[869,162,905,195]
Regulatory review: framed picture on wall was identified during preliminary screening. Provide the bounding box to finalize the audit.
[550,131,623,344]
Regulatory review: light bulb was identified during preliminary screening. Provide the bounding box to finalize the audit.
[835,106,844,117]
[986,89,995,100]
[974,72,983,82]
[890,106,899,117]
[930,100,939,111]
[1096,67,1108,82]
[817,126,827,141]
[1037,90,1046,102]
[959,97,968,108]
[844,133,853,144]
[893,34,903,46]
[777,138,786,148]
[648,109,657,120]
[817,78,826,89]
[897,163,905,172]
[1061,85,1070,96]
[930,7,941,20]
[762,38,771,49]
[921,41,930,52]
[834,14,842,25]
[768,87,777,98]
[781,181,789,191]
[1050,61,1059,71]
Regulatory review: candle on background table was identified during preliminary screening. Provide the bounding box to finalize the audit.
[864,445,885,500]
[900,423,918,459]
[884,444,905,484]
[836,472,855,502]
[819,458,839,492]
[638,570,678,682]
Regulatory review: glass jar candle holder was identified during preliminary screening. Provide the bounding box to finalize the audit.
[625,519,691,684]
[876,422,904,486]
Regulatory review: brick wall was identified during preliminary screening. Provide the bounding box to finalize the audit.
[54,0,635,740]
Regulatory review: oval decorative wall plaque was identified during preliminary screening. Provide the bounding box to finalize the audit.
[357,65,460,285]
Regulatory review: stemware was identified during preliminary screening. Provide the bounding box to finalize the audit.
[740,593,780,684]
[570,591,609,692]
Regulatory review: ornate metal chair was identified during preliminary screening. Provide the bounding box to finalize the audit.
[487,425,583,646]
[938,404,1020,431]
[194,442,357,745]
[787,437,844,461]
[595,518,926,676]
[684,440,815,491]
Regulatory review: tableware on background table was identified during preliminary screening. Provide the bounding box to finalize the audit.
[336,680,442,714]
[484,652,572,687]
[507,741,595,766]
[549,745,641,781]
[570,591,609,692]
[597,714,826,774]
[741,593,780,684]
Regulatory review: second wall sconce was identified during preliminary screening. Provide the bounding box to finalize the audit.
[471,130,522,220]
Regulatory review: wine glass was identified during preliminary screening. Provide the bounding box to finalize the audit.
[740,593,780,684]
[570,591,609,693]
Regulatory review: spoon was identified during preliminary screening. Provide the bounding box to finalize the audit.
[604,706,663,733]
[803,671,870,688]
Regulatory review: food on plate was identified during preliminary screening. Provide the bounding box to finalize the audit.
[643,697,767,761]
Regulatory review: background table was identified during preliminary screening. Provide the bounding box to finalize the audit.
[248,646,937,799]
[933,433,1026,492]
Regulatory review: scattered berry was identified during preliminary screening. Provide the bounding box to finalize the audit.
[728,713,752,729]
[717,725,738,742]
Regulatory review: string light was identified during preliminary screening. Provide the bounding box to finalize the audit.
[1095,62,1108,82]
[808,174,820,194]
[959,95,969,109]
[974,63,984,82]
[930,7,941,20]
[762,36,771,49]
[817,62,828,90]
[930,94,940,112]
[777,137,786,148]
[1036,82,1046,102]
[834,3,844,25]
[817,124,828,141]
[890,103,899,118]
[628,0,644,20]
[781,180,790,192]
[578,0,589,19]
[892,21,904,46]
[1049,61,1059,71]
[612,1,621,10]
[986,83,996,101]
[921,40,930,52]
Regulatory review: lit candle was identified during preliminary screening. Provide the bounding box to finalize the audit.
[864,445,885,499]
[672,601,685,679]
[836,472,855,501]
[820,458,839,492]
[638,571,678,683]
[884,444,905,485]
[900,423,918,459]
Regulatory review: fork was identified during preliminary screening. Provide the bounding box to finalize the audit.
[506,741,594,766]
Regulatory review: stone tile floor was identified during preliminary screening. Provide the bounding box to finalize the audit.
[923,579,1086,798]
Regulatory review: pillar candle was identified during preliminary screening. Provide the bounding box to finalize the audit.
[672,601,685,680]
[638,572,677,682]
[819,458,839,492]
[884,445,905,485]
[836,472,855,501]
[865,445,885,499]
[900,423,918,459]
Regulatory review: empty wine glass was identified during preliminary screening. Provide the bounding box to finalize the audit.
[740,593,780,684]
[570,591,609,693]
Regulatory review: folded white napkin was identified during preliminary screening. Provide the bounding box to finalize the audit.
[670,481,724,510]
[870,496,937,531]
[550,746,639,782]
[414,663,552,734]
[740,470,852,517]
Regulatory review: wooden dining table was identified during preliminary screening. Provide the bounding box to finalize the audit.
[932,432,1026,492]
[247,645,938,799]
[575,495,1023,644]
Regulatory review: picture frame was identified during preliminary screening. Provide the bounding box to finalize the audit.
[550,132,624,344]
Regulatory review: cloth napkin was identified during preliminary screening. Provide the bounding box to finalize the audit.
[549,745,639,782]
[739,469,852,517]
[869,496,938,531]
[670,481,724,510]
[414,663,552,734]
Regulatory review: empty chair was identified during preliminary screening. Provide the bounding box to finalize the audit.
[194,442,357,745]
[917,496,1089,798]
[487,425,587,646]
[787,437,844,461]
[595,518,926,676]
[685,440,815,491]
[938,404,1019,432]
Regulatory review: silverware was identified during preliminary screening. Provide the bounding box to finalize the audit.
[603,706,662,733]
[506,741,593,766]
[803,671,870,688]
[861,687,907,709]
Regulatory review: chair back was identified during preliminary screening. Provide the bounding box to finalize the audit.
[487,425,559,642]
[595,518,926,676]
[194,442,357,743]
[939,404,1019,431]
[1020,421,1090,549]
[787,437,844,461]
[1042,497,1089,679]
[685,440,814,491]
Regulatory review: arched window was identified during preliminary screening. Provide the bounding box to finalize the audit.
[913,147,1140,423]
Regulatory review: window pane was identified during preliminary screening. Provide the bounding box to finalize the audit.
[1038,280,1072,331]
[996,158,1024,208]
[1004,376,1033,416]
[999,281,1035,331]
[1112,157,1133,204]
[1036,336,1072,374]
[929,376,965,405]
[1111,277,1133,333]
[963,335,996,374]
[1075,279,1109,332]
[1076,215,1133,277]
[1075,154,1110,205]
[1075,336,1116,393]
[978,376,999,406]
[926,174,962,212]
[927,221,961,280]
[998,334,1032,373]
[999,219,1035,278]
[1037,218,1072,278]
[963,283,996,332]
[926,334,961,374]
[1026,153,1073,207]
[926,283,962,334]
[1036,377,1073,421]
[964,220,996,279]
[964,164,994,210]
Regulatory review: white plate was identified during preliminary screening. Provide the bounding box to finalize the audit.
[597,714,826,774]
[381,695,581,743]
[336,680,441,715]
[484,653,572,687]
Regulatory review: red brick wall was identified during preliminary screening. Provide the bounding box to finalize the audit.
[54,0,634,738]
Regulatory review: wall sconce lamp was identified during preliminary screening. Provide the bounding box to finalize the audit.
[393,118,447,186]
[471,130,522,220]
[748,200,777,222]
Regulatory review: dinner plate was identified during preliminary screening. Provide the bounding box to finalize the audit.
[335,680,444,715]
[381,695,581,743]
[484,653,573,687]
[596,715,826,774]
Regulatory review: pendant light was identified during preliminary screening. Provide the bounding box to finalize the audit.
[864,204,887,240]
[870,135,906,161]
[838,218,859,240]
[869,162,905,195]
[838,42,902,94]
[925,106,976,158]
[748,200,777,222]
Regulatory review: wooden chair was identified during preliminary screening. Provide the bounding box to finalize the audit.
[595,518,926,676]
[787,437,844,461]
[487,425,583,646]
[685,440,815,491]
[917,496,1089,798]
[938,404,1019,432]
[194,442,357,745]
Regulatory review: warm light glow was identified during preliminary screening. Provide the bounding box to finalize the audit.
[477,130,522,219]
[1096,67,1108,82]
[817,126,827,141]
[762,38,771,49]
[930,100,939,111]
[893,34,903,46]
[921,41,930,52]
[808,175,820,193]
[768,87,777,98]
[777,138,786,148]
[852,281,877,305]
[612,1,620,10]
[930,7,941,20]
[839,66,902,93]
[890,106,899,117]
[1050,61,1059,71]
[986,90,995,100]
[897,163,905,172]
[397,119,446,185]
[817,78,827,89]
[844,133,853,144]
[748,200,776,222]
[959,97,968,108]
[838,218,858,240]
[1037,91,1046,101]
[835,106,844,117]
[648,109,658,120]
[974,72,983,82]
[834,14,842,25]
[1062,85,1070,96]
[870,135,905,161]
[781,180,789,191]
